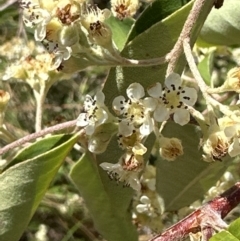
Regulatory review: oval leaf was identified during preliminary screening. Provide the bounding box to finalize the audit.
[70,151,138,241]
[156,122,231,211]
[199,0,240,46]
[0,134,78,241]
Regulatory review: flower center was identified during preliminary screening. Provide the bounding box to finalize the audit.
[163,85,185,109]
[125,101,144,123]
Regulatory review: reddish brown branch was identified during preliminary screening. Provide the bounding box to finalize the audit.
[149,182,240,241]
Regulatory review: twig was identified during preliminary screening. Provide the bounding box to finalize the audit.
[166,0,215,76]
[183,38,234,118]
[0,120,78,155]
[149,182,240,241]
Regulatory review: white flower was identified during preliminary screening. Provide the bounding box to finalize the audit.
[20,1,52,41]
[136,195,159,217]
[202,130,229,161]
[136,195,151,213]
[224,124,240,157]
[111,0,140,20]
[113,83,155,136]
[100,152,143,191]
[148,73,198,126]
[80,6,112,46]
[77,91,108,135]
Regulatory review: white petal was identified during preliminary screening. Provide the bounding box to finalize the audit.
[96,108,108,125]
[127,83,145,100]
[140,195,150,204]
[95,91,105,105]
[85,124,95,135]
[173,109,190,126]
[165,73,182,89]
[143,97,157,111]
[180,87,198,106]
[35,25,46,41]
[136,204,148,213]
[62,47,72,60]
[132,143,147,155]
[147,82,162,98]
[146,179,156,191]
[128,176,141,192]
[100,162,121,171]
[112,95,126,113]
[224,125,237,138]
[88,137,97,153]
[118,121,133,136]
[228,138,240,157]
[153,105,169,122]
[76,113,89,127]
[140,115,153,136]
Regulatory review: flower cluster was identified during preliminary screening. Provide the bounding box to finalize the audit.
[2,39,67,91]
[19,0,137,70]
[77,73,197,190]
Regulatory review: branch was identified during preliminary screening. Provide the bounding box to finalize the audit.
[183,38,233,117]
[149,182,240,241]
[0,120,78,155]
[166,0,215,76]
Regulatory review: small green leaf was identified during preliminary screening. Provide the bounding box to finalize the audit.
[210,231,239,241]
[0,134,78,241]
[70,151,138,241]
[127,0,189,42]
[4,134,75,170]
[198,50,215,85]
[105,16,135,51]
[199,0,240,46]
[156,122,231,211]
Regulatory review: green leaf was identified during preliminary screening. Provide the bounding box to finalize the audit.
[156,122,231,211]
[0,134,78,241]
[198,50,215,85]
[3,134,75,170]
[199,0,240,46]
[70,151,138,241]
[210,231,239,241]
[105,16,135,51]
[127,0,189,42]
[228,218,240,239]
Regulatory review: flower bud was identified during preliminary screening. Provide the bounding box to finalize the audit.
[220,67,240,93]
[88,123,118,153]
[202,131,229,161]
[159,137,184,161]
[59,25,79,47]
